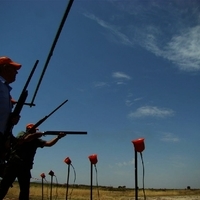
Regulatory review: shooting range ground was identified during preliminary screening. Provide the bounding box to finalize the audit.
[4,181,200,200]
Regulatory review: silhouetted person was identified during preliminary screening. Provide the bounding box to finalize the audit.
[0,123,66,200]
[0,56,21,166]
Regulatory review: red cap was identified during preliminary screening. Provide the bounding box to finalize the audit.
[11,98,17,105]
[132,138,145,152]
[64,157,72,165]
[26,123,39,130]
[40,173,46,178]
[88,154,98,165]
[0,56,21,70]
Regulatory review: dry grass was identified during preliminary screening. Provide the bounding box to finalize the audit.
[3,182,200,200]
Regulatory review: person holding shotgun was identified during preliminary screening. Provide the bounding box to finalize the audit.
[0,123,66,200]
[0,56,21,163]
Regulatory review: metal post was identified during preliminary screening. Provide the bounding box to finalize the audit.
[66,164,70,200]
[50,175,53,200]
[41,177,44,200]
[135,149,138,200]
[90,163,93,200]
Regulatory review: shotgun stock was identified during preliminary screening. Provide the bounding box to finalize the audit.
[43,131,87,135]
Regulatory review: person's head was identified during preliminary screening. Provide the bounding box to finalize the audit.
[26,123,39,133]
[0,56,21,83]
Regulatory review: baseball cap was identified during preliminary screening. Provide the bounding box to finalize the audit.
[26,123,39,130]
[0,56,21,70]
[11,98,17,105]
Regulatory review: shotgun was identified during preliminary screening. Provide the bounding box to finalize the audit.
[43,131,87,135]
[2,60,39,161]
[5,60,39,137]
[30,0,74,106]
[28,99,68,132]
[10,99,68,154]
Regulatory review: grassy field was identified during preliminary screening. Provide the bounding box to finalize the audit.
[4,182,200,200]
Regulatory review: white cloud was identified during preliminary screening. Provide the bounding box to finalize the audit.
[125,97,143,107]
[134,97,143,102]
[128,106,175,118]
[84,2,200,72]
[83,12,134,47]
[161,132,180,142]
[125,100,132,107]
[164,26,200,71]
[94,81,109,88]
[112,72,131,80]
[116,81,126,85]
[141,25,200,71]
[116,159,134,167]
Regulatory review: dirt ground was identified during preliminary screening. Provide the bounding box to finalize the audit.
[144,196,200,200]
[3,196,200,200]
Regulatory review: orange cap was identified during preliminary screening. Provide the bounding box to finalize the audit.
[0,56,21,70]
[11,98,17,105]
[26,123,39,130]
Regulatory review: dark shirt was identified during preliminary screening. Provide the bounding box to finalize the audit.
[0,76,12,134]
[11,131,46,169]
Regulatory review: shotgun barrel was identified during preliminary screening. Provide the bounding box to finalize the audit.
[43,131,87,135]
[28,99,68,132]
[30,0,74,105]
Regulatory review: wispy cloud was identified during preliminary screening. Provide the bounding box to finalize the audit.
[84,2,200,72]
[93,81,109,88]
[161,132,180,142]
[125,100,133,107]
[134,97,143,102]
[112,71,131,85]
[128,106,175,118]
[116,81,126,85]
[112,72,131,80]
[141,25,200,71]
[164,26,200,71]
[83,13,134,47]
[125,97,143,107]
[116,159,134,167]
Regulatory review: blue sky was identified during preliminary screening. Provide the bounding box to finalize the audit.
[1,0,200,190]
